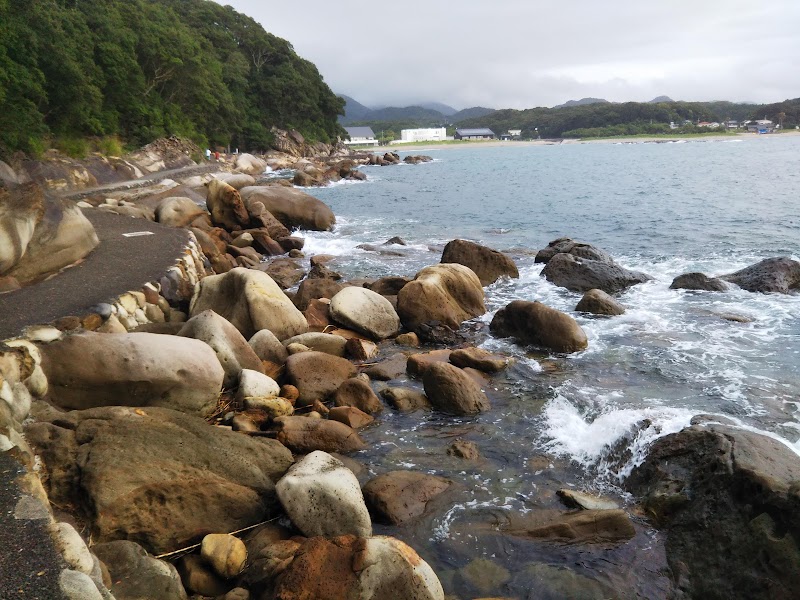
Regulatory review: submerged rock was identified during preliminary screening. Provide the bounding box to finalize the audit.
[503,509,635,543]
[363,471,451,525]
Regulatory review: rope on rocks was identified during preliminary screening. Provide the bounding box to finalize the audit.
[154,516,281,561]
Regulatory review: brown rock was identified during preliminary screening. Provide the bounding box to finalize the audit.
[304,298,331,331]
[363,353,407,381]
[397,264,485,331]
[294,278,345,310]
[54,316,82,331]
[328,406,374,429]
[80,313,104,331]
[447,440,480,460]
[407,349,452,377]
[504,509,635,543]
[259,258,306,289]
[207,179,249,231]
[449,347,509,373]
[179,554,231,597]
[490,300,588,353]
[345,338,379,361]
[441,239,519,286]
[273,416,365,454]
[363,471,451,525]
[575,288,626,316]
[422,362,490,415]
[380,387,431,412]
[333,378,383,414]
[285,351,357,406]
[394,332,420,347]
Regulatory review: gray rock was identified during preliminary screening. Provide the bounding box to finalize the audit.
[282,332,347,357]
[541,252,650,293]
[93,540,188,600]
[721,257,800,294]
[329,287,400,340]
[441,238,519,285]
[248,329,288,364]
[670,272,729,291]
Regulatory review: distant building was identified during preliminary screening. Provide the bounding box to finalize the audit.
[697,122,720,128]
[400,128,447,142]
[747,119,774,134]
[343,126,379,146]
[455,128,495,140]
[500,129,522,140]
[725,120,740,129]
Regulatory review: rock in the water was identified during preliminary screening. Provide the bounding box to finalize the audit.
[273,416,365,454]
[190,267,308,340]
[26,407,293,554]
[282,332,347,357]
[407,349,452,377]
[328,406,374,429]
[273,535,444,600]
[285,351,357,405]
[449,347,509,372]
[721,257,800,294]
[422,362,490,415]
[535,237,616,264]
[364,353,407,381]
[627,424,800,599]
[93,540,187,600]
[206,179,249,231]
[541,252,650,293]
[368,276,411,296]
[380,387,431,412]
[201,534,247,579]
[178,310,264,387]
[40,331,224,415]
[504,509,635,543]
[328,287,400,340]
[575,288,626,315]
[557,489,619,511]
[447,440,480,460]
[332,378,383,414]
[240,186,335,231]
[363,471,451,525]
[276,451,372,538]
[397,264,485,331]
[490,300,588,353]
[441,239,519,285]
[259,258,306,290]
[670,272,729,291]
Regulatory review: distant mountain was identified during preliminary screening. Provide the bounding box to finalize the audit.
[554,97,610,109]
[649,96,675,103]
[451,106,496,123]
[419,102,457,116]
[339,95,374,123]
[368,106,446,122]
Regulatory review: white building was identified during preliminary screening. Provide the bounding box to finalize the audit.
[400,128,447,142]
[343,126,379,146]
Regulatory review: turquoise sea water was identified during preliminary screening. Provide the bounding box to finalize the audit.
[296,136,799,597]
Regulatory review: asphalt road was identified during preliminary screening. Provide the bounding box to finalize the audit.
[0,209,190,340]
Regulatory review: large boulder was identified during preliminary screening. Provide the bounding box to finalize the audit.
[190,267,308,340]
[670,272,729,291]
[397,264,485,331]
[285,351,357,405]
[627,424,800,600]
[363,471,451,525]
[234,153,268,176]
[441,239,519,286]
[40,331,224,415]
[155,197,207,228]
[1,184,99,284]
[276,451,372,538]
[206,179,250,231]
[329,287,400,340]
[178,310,265,387]
[25,406,293,554]
[422,362,490,415]
[272,416,365,454]
[490,300,588,353]
[92,540,188,600]
[273,535,444,600]
[240,186,335,231]
[294,278,345,310]
[575,288,626,315]
[721,257,800,294]
[541,252,650,293]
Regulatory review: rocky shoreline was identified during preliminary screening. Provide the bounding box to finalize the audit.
[1,139,800,599]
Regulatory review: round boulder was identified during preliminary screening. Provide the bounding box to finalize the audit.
[240,186,335,231]
[285,351,357,405]
[670,272,729,292]
[422,362,490,415]
[541,252,650,293]
[333,378,383,414]
[397,264,485,331]
[329,287,400,340]
[441,239,519,286]
[575,289,626,316]
[155,197,207,228]
[490,300,588,353]
[201,534,247,579]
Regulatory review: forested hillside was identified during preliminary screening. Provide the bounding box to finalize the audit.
[0,0,344,158]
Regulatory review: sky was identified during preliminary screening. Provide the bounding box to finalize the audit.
[217,0,799,110]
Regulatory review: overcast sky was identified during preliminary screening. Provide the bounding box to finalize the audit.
[218,0,799,110]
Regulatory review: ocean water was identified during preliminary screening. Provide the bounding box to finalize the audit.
[298,136,800,597]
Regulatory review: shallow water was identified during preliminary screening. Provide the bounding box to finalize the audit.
[297,137,800,597]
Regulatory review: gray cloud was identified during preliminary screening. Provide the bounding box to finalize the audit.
[218,0,800,108]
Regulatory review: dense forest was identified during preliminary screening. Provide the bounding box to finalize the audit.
[457,99,800,139]
[0,0,345,158]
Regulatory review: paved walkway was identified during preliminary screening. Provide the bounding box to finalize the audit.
[0,210,190,340]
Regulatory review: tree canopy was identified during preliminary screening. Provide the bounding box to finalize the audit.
[0,0,345,158]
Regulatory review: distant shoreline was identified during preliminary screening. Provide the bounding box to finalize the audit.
[359,130,800,152]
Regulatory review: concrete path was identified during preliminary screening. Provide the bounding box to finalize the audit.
[0,210,190,340]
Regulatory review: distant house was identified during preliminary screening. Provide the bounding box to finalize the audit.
[747,119,774,134]
[344,126,379,146]
[455,128,495,140]
[725,120,740,129]
[697,122,720,129]
[400,127,447,143]
[500,129,522,140]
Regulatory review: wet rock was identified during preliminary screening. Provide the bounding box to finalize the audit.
[273,535,444,600]
[93,540,187,600]
[457,558,511,597]
[721,256,800,294]
[490,300,588,353]
[670,272,729,292]
[542,252,650,293]
[329,287,400,340]
[422,362,490,415]
[534,237,616,264]
[627,424,800,599]
[557,489,619,511]
[449,347,509,373]
[248,329,288,364]
[201,534,247,579]
[397,264,485,331]
[178,310,265,387]
[328,406,374,429]
[190,267,308,340]
[504,509,635,543]
[273,415,365,453]
[407,349,452,377]
[276,451,372,537]
[283,332,347,357]
[293,278,345,310]
[575,288,626,315]
[441,239,519,286]
[26,406,293,554]
[285,351,357,405]
[380,387,431,412]
[447,440,480,460]
[364,353,407,381]
[363,471,451,525]
[240,185,335,231]
[178,554,231,597]
[206,179,249,231]
[515,563,615,600]
[238,538,300,598]
[414,320,461,345]
[333,378,383,414]
[40,331,224,415]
